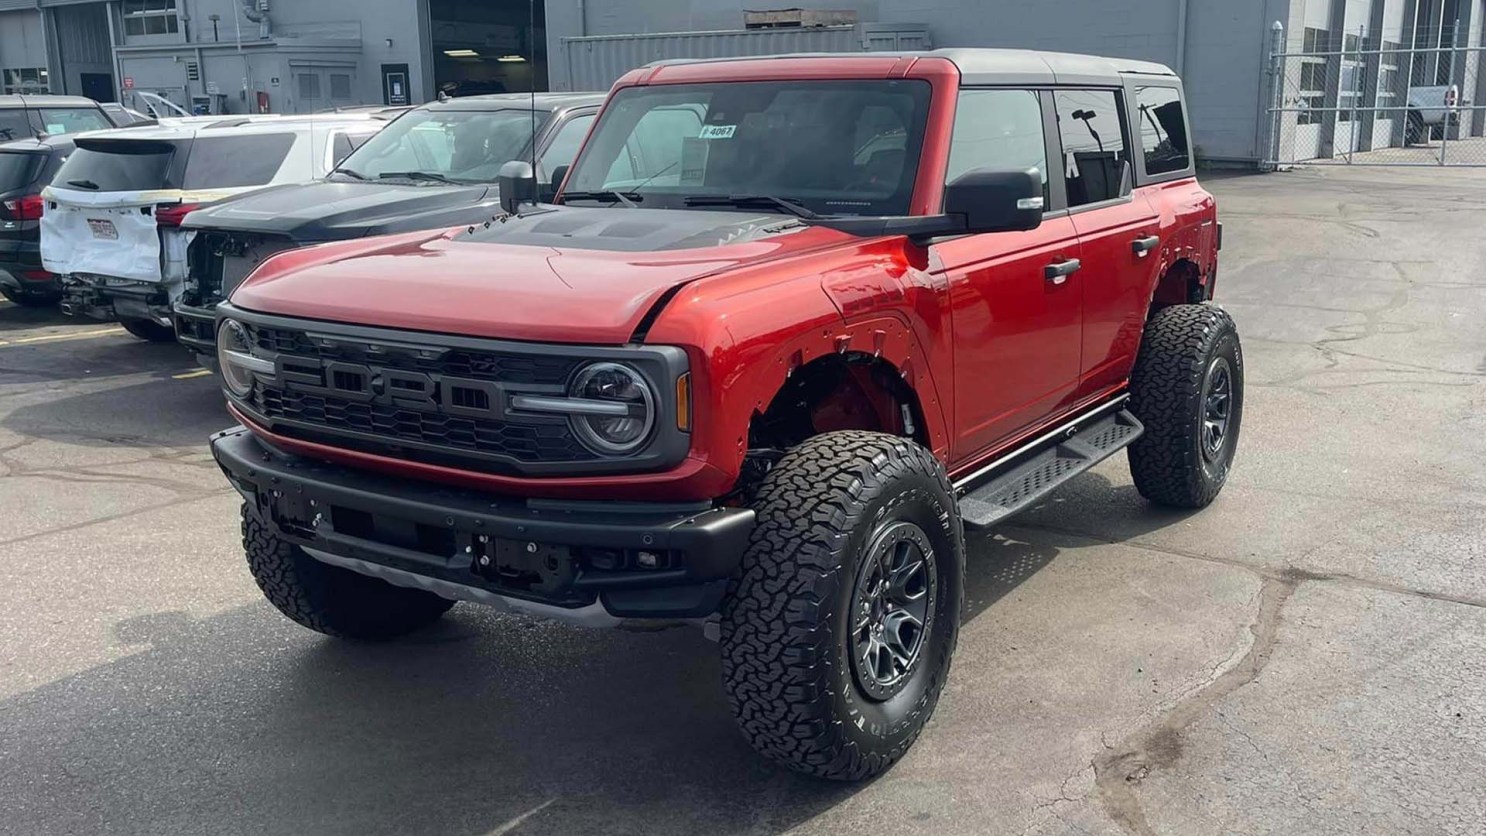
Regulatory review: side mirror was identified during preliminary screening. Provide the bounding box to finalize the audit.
[497,160,536,215]
[539,164,569,202]
[945,168,1044,234]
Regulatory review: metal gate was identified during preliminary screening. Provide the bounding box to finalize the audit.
[1264,20,1486,167]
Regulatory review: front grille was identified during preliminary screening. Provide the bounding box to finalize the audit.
[254,387,593,463]
[251,326,580,386]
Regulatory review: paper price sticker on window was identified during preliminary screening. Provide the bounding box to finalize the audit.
[698,124,736,140]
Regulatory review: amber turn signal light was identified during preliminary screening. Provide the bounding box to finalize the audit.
[676,373,692,432]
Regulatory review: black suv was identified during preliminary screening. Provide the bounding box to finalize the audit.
[0,95,113,142]
[173,92,604,366]
[0,136,73,305]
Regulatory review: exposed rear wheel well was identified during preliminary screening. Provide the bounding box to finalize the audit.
[1150,258,1207,313]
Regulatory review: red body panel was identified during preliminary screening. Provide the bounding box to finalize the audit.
[228,55,1220,504]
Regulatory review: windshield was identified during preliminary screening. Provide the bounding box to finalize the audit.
[563,80,931,217]
[337,108,548,183]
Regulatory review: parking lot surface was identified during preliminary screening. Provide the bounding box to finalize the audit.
[1,164,1484,836]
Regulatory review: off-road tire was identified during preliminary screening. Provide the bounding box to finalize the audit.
[1127,304,1243,508]
[120,318,176,343]
[241,503,454,640]
[721,431,964,780]
[0,286,59,307]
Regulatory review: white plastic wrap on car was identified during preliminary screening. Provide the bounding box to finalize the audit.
[40,187,229,284]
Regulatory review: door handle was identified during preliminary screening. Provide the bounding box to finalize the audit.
[1132,235,1161,257]
[1044,258,1081,284]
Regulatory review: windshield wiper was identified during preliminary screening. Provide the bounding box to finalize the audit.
[560,190,641,208]
[682,194,821,220]
[65,179,100,190]
[377,171,457,184]
[332,168,369,181]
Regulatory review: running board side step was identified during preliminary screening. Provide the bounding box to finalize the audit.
[957,409,1144,529]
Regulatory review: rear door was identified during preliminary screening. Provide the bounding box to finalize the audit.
[41,137,182,281]
[935,88,1086,462]
[1050,88,1161,397]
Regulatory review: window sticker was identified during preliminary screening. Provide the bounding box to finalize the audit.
[46,123,65,134]
[679,137,709,185]
[698,124,736,140]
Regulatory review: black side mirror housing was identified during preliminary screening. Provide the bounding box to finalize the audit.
[944,168,1044,235]
[539,164,569,202]
[497,160,536,215]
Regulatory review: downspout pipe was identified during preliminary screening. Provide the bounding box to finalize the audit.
[1175,0,1190,75]
[240,0,271,40]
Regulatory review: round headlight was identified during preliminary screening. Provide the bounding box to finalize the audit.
[568,362,655,455]
[217,318,255,398]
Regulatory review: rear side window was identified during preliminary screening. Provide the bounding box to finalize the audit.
[36,108,112,135]
[0,111,37,142]
[0,153,43,192]
[57,142,175,191]
[1135,86,1190,175]
[183,133,296,189]
[1053,89,1131,207]
[946,89,1048,205]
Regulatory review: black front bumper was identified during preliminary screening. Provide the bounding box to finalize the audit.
[173,301,219,366]
[211,426,754,620]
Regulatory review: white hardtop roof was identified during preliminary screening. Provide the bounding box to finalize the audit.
[78,113,383,142]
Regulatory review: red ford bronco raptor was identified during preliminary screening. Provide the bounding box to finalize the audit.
[210,49,1236,780]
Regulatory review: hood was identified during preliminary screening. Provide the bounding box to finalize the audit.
[230,205,855,344]
[183,180,497,243]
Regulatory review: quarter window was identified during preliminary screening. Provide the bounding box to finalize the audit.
[945,89,1048,205]
[122,0,180,36]
[1053,89,1130,207]
[1134,87,1190,176]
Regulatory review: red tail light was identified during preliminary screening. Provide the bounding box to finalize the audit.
[0,194,44,221]
[155,202,203,227]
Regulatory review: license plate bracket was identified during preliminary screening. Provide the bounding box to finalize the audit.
[87,218,118,240]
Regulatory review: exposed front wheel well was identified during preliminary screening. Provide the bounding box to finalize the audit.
[739,353,930,496]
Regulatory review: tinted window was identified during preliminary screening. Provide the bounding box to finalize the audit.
[55,141,175,191]
[332,132,371,167]
[568,80,932,217]
[946,89,1048,204]
[538,114,593,176]
[340,108,545,183]
[0,111,38,142]
[37,108,111,135]
[1135,87,1190,175]
[183,134,295,189]
[0,153,43,192]
[1053,90,1130,207]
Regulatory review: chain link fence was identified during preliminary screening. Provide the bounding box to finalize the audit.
[1264,21,1486,167]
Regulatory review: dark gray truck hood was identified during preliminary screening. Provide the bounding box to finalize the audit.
[181,180,500,244]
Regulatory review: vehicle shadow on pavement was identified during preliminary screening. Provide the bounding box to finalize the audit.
[0,303,72,332]
[0,603,857,836]
[1,364,229,448]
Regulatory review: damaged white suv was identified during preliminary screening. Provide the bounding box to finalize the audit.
[41,114,386,341]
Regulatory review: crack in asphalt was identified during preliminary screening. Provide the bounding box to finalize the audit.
[1090,573,1298,836]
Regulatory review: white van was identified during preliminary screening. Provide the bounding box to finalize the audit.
[41,114,388,340]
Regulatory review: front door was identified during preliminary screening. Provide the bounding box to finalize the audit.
[80,73,114,103]
[937,88,1084,463]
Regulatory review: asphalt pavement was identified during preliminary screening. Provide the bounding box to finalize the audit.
[1,164,1484,835]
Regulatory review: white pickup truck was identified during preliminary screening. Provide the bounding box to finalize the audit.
[1406,84,1459,144]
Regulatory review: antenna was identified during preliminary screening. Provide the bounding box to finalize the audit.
[529,0,537,183]
[17,93,46,140]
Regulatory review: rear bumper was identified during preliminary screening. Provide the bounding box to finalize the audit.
[211,425,755,622]
[60,274,173,325]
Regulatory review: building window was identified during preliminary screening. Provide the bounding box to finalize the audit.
[2,68,50,94]
[1378,41,1403,101]
[329,74,353,100]
[123,0,180,36]
[1296,28,1332,126]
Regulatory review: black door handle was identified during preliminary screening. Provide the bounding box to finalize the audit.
[1044,258,1081,284]
[1132,235,1160,256]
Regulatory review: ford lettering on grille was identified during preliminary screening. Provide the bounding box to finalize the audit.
[275,356,505,419]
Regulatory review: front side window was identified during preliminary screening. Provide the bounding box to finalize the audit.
[122,0,180,36]
[183,134,296,189]
[338,108,548,183]
[565,79,933,217]
[538,114,595,176]
[945,89,1048,205]
[1053,89,1130,207]
[36,108,112,136]
[1134,87,1190,175]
